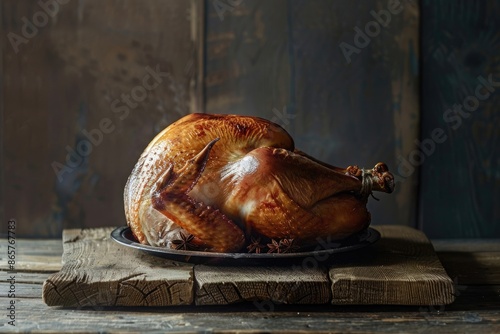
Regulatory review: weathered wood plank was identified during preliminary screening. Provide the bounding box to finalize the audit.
[0,282,42,299]
[433,239,500,252]
[3,234,500,332]
[0,255,61,272]
[41,226,456,307]
[0,238,63,256]
[438,252,500,285]
[195,265,331,305]
[0,238,63,272]
[42,228,194,307]
[3,297,500,333]
[0,271,52,284]
[330,225,455,305]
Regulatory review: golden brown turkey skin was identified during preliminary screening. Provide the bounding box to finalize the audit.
[124,113,394,253]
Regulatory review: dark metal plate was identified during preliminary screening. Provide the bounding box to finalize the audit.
[110,226,380,265]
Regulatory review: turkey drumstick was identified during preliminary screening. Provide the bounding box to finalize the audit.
[124,113,394,253]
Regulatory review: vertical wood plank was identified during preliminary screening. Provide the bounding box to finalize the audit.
[205,0,291,118]
[1,0,204,237]
[205,0,420,227]
[420,0,500,237]
[289,0,420,228]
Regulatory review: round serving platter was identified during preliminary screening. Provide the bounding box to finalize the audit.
[111,226,380,265]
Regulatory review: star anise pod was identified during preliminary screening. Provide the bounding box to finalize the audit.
[171,232,199,251]
[279,238,300,253]
[267,239,281,253]
[267,238,300,254]
[247,236,265,254]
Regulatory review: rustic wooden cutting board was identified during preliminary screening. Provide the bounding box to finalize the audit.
[42,226,455,307]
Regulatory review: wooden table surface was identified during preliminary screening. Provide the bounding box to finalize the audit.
[1,234,500,333]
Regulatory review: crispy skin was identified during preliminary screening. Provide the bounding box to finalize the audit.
[124,113,393,252]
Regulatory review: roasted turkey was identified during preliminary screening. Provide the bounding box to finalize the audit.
[124,113,394,253]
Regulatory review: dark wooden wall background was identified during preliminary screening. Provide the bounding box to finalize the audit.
[0,0,497,238]
[1,0,203,237]
[420,0,500,238]
[205,0,420,232]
